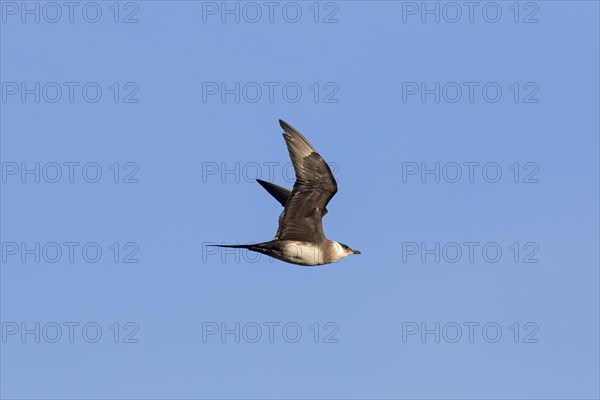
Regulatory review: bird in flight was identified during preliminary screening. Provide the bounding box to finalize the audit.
[209,119,360,266]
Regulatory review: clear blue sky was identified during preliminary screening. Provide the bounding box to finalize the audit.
[1,1,599,399]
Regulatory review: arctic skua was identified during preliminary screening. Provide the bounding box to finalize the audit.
[209,119,360,266]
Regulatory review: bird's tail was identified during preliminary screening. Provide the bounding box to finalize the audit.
[206,244,255,249]
[205,243,270,255]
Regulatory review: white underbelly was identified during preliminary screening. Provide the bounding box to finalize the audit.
[279,241,325,266]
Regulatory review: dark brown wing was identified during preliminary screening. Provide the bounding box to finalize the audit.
[274,120,338,243]
[256,179,291,207]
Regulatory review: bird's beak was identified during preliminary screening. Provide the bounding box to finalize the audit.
[353,250,361,254]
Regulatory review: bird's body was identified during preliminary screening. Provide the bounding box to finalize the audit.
[209,120,360,266]
[212,240,355,266]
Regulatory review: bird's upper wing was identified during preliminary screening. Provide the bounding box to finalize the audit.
[274,120,338,243]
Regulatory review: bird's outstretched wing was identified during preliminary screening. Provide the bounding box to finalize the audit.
[274,120,338,243]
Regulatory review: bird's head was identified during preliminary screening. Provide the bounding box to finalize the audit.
[330,241,361,261]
